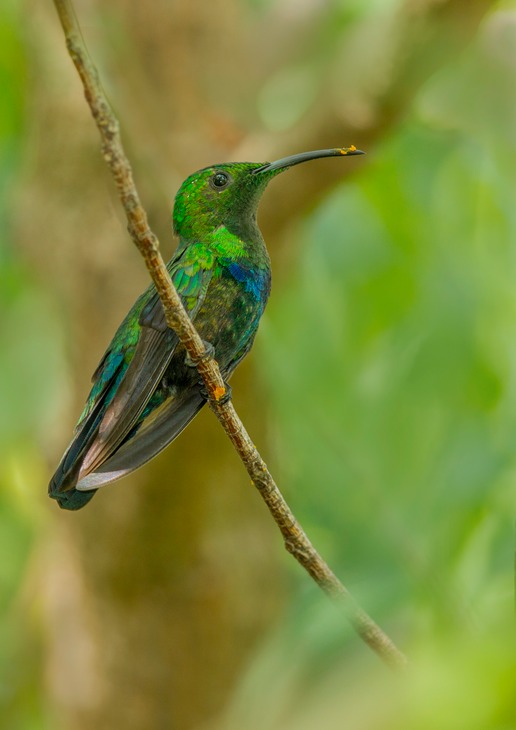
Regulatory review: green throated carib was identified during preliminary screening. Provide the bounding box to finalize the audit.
[49,146,363,510]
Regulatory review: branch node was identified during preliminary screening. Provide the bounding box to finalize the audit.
[284,538,314,564]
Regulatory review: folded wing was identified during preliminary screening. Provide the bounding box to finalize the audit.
[49,246,215,509]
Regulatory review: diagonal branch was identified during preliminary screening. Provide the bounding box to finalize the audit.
[52,0,408,670]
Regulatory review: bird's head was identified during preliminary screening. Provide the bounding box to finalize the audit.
[172,147,364,240]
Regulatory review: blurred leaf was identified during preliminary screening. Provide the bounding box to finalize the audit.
[252,8,516,717]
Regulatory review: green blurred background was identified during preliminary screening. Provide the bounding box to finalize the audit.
[2,0,516,727]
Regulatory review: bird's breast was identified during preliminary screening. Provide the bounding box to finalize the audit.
[194,263,270,371]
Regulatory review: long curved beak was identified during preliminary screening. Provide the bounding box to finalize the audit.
[252,146,365,175]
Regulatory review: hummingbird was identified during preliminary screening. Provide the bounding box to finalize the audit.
[49,146,363,510]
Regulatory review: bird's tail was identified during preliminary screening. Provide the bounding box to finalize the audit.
[48,470,96,510]
[48,400,105,510]
[49,385,206,510]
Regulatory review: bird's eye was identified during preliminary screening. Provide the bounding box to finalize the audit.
[210,172,230,190]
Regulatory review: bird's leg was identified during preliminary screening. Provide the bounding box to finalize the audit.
[184,341,233,404]
[184,340,215,368]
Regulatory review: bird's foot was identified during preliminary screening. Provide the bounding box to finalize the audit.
[200,381,233,406]
[186,341,231,404]
[185,340,215,368]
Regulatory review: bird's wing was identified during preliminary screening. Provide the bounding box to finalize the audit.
[75,387,206,490]
[75,245,215,481]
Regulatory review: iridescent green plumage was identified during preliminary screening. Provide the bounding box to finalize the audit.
[49,148,363,510]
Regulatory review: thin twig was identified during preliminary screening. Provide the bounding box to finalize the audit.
[52,0,408,670]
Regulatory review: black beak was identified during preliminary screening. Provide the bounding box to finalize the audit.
[252,146,365,175]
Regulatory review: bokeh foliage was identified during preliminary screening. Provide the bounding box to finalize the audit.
[244,9,516,726]
[2,0,516,728]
